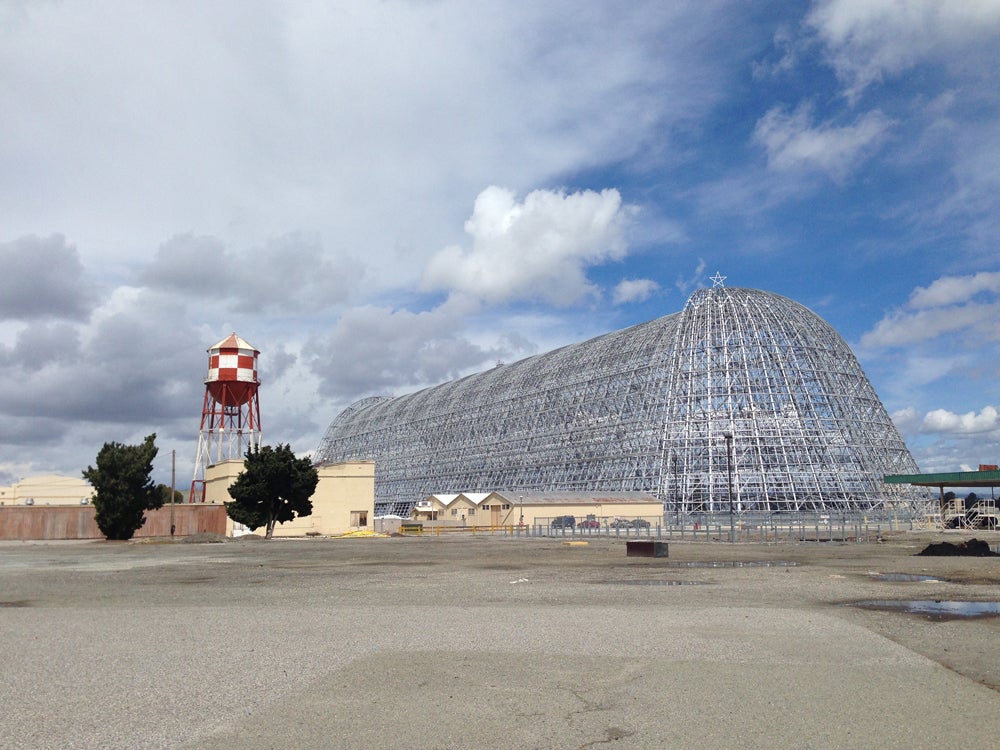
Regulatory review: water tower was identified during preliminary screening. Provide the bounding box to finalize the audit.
[189,333,262,502]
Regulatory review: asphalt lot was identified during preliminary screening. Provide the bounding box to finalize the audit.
[2,532,999,749]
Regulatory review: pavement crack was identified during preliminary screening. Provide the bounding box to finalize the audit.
[577,726,636,748]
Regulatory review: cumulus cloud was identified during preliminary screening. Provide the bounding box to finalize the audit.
[895,405,1000,437]
[908,271,1000,309]
[806,0,1000,99]
[140,233,363,314]
[861,302,1000,348]
[422,187,633,307]
[0,289,204,424]
[0,235,97,321]
[139,235,229,294]
[922,405,1000,435]
[0,2,733,290]
[263,343,298,384]
[306,306,492,401]
[891,405,1000,473]
[612,278,660,305]
[862,273,1000,348]
[890,406,922,434]
[4,323,81,371]
[753,103,893,180]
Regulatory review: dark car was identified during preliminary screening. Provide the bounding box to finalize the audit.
[577,514,601,529]
[611,518,651,529]
[550,515,576,529]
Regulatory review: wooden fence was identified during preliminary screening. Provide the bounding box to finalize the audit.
[0,504,228,541]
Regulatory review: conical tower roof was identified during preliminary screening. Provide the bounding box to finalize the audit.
[209,333,258,353]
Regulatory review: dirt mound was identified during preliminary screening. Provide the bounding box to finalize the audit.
[917,539,999,557]
[181,532,230,544]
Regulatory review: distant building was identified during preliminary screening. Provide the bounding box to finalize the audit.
[203,460,376,537]
[412,491,664,527]
[0,475,93,506]
[315,285,921,517]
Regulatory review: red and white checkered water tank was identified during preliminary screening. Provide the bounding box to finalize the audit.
[204,333,259,406]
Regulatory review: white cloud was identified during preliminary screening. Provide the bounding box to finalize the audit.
[753,103,893,180]
[1,0,742,484]
[862,272,1000,349]
[807,0,1000,100]
[908,271,1000,309]
[0,1,730,291]
[891,405,1000,474]
[422,187,633,307]
[675,260,707,295]
[922,406,1000,435]
[612,278,660,305]
[890,406,922,434]
[861,302,1000,348]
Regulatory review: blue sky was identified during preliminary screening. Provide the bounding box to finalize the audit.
[1,0,998,487]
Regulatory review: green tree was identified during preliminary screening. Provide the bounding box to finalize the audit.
[83,434,162,540]
[225,444,318,539]
[155,484,184,505]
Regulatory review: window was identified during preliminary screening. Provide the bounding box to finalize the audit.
[452,508,458,516]
[350,510,368,527]
[468,508,475,516]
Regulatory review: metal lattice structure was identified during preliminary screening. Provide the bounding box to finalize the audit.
[315,286,921,517]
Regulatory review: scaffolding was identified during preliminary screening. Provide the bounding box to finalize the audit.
[315,286,922,517]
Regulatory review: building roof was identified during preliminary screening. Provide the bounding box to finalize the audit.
[209,332,258,352]
[496,491,660,506]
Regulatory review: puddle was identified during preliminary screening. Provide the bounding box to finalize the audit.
[600,579,705,586]
[663,560,800,568]
[851,600,1000,620]
[870,573,942,583]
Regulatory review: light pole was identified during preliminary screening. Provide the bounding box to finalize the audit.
[672,454,680,525]
[723,432,734,542]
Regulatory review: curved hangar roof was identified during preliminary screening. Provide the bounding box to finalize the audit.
[315,286,920,516]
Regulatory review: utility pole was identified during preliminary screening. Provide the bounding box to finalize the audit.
[170,449,176,538]
[723,432,734,542]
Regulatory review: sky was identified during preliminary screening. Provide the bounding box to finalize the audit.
[1,0,999,489]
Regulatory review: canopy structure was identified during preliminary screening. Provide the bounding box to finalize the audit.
[884,469,1000,489]
[317,285,922,517]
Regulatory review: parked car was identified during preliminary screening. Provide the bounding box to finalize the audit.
[550,515,576,529]
[610,518,651,529]
[577,514,601,529]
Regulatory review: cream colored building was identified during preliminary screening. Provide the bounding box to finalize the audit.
[202,460,375,537]
[0,474,93,506]
[483,491,664,527]
[411,490,663,527]
[411,493,456,520]
[413,493,493,523]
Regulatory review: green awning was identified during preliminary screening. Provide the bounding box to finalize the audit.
[884,470,1000,488]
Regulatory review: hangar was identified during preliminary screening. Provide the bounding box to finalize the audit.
[316,284,921,518]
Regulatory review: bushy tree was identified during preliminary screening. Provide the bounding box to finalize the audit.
[83,434,162,540]
[225,444,318,539]
[155,484,184,505]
